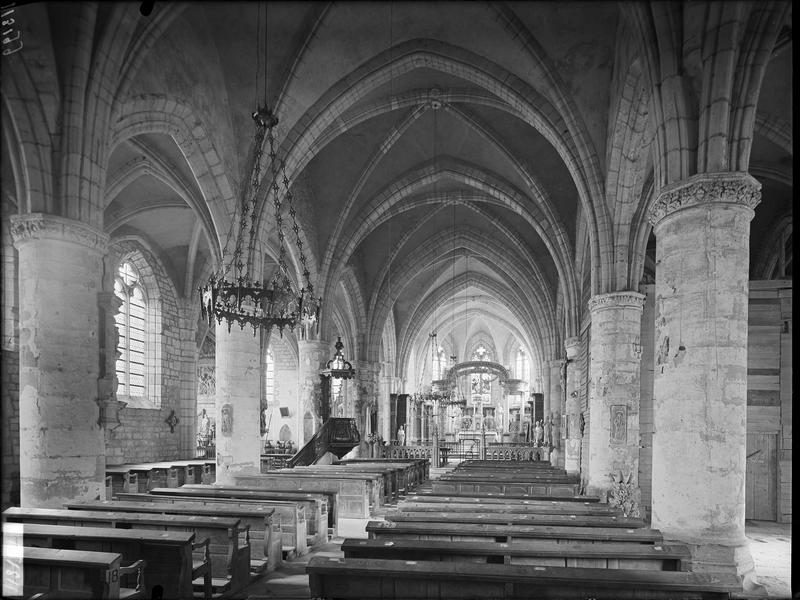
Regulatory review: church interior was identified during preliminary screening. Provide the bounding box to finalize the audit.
[1,1,792,599]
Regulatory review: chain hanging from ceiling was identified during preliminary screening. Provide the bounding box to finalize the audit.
[199,5,321,336]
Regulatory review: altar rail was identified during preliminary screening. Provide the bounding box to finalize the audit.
[484,445,550,461]
[378,443,549,463]
[378,445,435,462]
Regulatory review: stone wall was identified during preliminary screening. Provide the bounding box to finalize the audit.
[105,407,183,465]
[105,244,195,464]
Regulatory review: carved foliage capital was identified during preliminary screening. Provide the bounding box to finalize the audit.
[10,213,109,253]
[588,291,646,313]
[649,172,761,227]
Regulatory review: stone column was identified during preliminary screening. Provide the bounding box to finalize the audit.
[548,359,563,466]
[541,366,551,421]
[214,323,261,485]
[356,360,378,444]
[10,214,108,507]
[379,362,393,441]
[586,292,645,499]
[563,337,581,474]
[649,172,760,579]
[548,358,563,422]
[297,339,329,443]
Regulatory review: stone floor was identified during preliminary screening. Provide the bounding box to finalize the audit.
[744,519,793,599]
[240,518,791,599]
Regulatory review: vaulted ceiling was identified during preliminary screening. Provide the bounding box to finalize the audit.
[73,1,790,382]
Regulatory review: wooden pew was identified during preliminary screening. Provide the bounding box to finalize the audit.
[3,547,145,600]
[106,466,137,498]
[335,460,428,495]
[337,458,430,486]
[383,510,644,528]
[281,465,398,502]
[64,499,285,571]
[18,523,205,599]
[234,472,379,520]
[430,478,580,497]
[306,556,742,599]
[398,497,620,516]
[411,488,600,503]
[148,485,329,544]
[4,507,251,598]
[116,492,297,562]
[341,538,693,571]
[366,520,663,546]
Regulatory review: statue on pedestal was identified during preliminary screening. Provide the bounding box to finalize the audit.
[397,425,406,446]
[544,416,553,447]
[533,420,544,446]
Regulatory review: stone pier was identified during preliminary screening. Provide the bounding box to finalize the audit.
[563,337,581,474]
[586,291,645,498]
[215,323,261,485]
[548,358,564,467]
[297,339,330,443]
[649,173,760,580]
[11,214,108,507]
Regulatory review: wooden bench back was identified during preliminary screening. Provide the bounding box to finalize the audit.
[307,556,741,599]
[8,546,123,599]
[366,520,662,544]
[383,510,642,528]
[19,523,195,599]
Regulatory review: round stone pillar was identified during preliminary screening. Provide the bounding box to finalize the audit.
[563,337,581,474]
[540,366,551,420]
[586,291,645,498]
[649,172,760,579]
[297,339,329,443]
[379,367,393,441]
[214,323,262,485]
[548,358,564,466]
[10,214,109,507]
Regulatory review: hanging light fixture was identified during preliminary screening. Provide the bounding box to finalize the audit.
[322,337,356,380]
[199,3,321,336]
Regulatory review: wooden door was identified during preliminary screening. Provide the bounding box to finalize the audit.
[745,433,777,521]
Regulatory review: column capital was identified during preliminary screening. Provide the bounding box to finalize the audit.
[649,172,761,228]
[564,337,580,359]
[10,213,109,254]
[547,359,563,369]
[588,291,645,313]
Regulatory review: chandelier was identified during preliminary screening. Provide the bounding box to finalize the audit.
[199,8,320,336]
[199,108,321,336]
[321,337,356,380]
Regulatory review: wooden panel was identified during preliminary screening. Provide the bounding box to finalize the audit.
[749,280,792,291]
[747,407,780,432]
[745,433,777,521]
[746,390,780,406]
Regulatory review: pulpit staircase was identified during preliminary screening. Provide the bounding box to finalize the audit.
[286,417,360,467]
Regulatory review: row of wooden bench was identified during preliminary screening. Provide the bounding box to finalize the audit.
[4,457,432,599]
[307,460,744,599]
